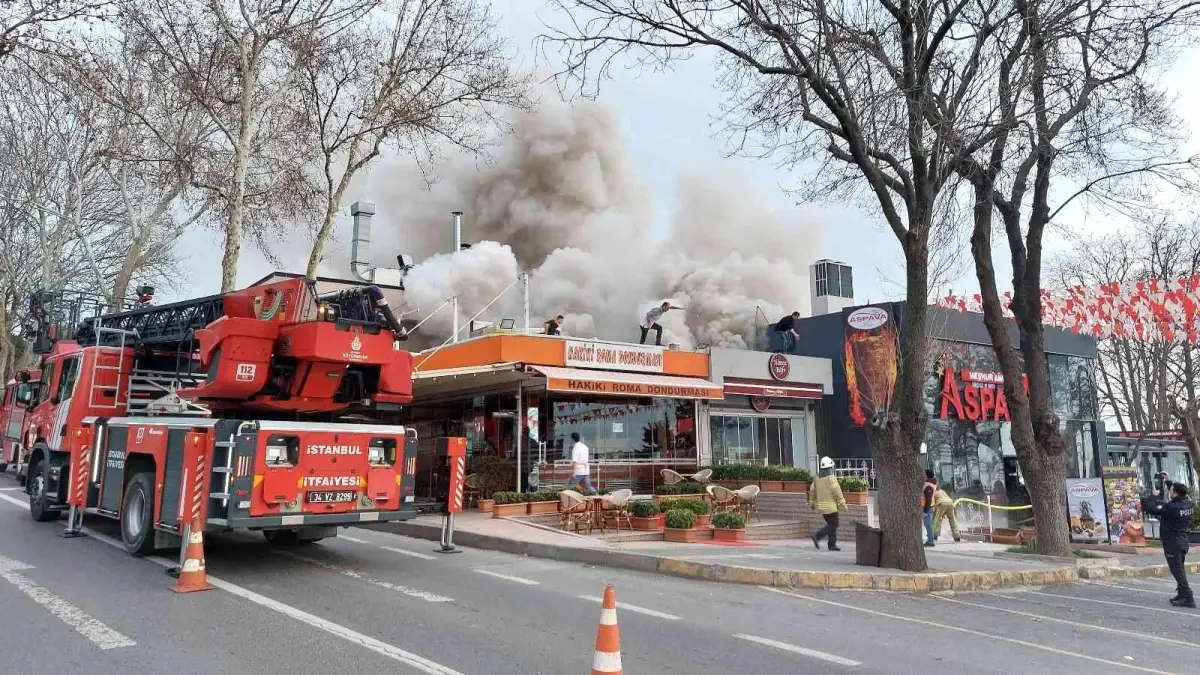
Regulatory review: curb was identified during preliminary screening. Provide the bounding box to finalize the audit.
[359,521,1082,592]
[1077,560,1200,580]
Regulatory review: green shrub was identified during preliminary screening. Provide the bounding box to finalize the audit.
[712,511,746,529]
[664,509,696,529]
[838,476,869,493]
[654,484,682,495]
[532,489,561,502]
[629,500,658,517]
[677,482,707,494]
[673,499,710,516]
[471,455,516,498]
[491,491,526,505]
[784,467,813,483]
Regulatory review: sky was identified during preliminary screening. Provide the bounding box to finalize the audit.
[169,2,1200,309]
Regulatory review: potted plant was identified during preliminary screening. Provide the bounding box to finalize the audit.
[672,499,711,528]
[653,483,682,506]
[838,476,869,504]
[629,500,661,530]
[991,527,1022,545]
[663,509,698,543]
[477,496,495,513]
[491,491,527,518]
[713,464,747,489]
[758,465,785,492]
[712,511,747,542]
[527,490,560,515]
[782,467,812,493]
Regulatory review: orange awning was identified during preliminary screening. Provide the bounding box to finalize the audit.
[529,365,724,400]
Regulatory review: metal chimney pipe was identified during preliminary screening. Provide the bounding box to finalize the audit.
[522,270,531,334]
[452,211,463,253]
[350,201,375,281]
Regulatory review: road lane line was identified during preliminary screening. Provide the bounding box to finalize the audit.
[381,545,437,561]
[932,594,1200,649]
[578,595,680,620]
[0,553,135,650]
[0,492,26,507]
[0,486,22,490]
[338,535,370,544]
[1019,590,1199,619]
[474,569,539,585]
[41,519,465,675]
[760,587,1172,674]
[734,633,861,666]
[274,550,453,603]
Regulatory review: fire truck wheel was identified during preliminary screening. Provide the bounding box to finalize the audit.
[121,472,157,556]
[28,458,60,522]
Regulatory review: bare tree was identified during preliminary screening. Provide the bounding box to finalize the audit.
[946,1,1200,555]
[538,0,1029,570]
[1,0,108,60]
[119,0,377,291]
[296,0,531,279]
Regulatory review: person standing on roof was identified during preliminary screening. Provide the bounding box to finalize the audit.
[772,311,801,352]
[810,456,847,551]
[639,301,678,346]
[544,315,564,336]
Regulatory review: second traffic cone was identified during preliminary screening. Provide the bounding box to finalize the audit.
[171,520,214,593]
[591,584,622,675]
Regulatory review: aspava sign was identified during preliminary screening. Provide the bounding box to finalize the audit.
[564,340,664,373]
[939,369,1029,422]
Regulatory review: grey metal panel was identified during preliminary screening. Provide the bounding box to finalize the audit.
[157,428,187,527]
[255,420,410,435]
[99,426,128,512]
[107,417,220,429]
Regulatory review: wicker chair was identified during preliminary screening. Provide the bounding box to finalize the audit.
[688,468,713,483]
[660,469,687,485]
[463,474,480,507]
[734,484,761,522]
[559,490,593,533]
[706,484,739,514]
[602,489,634,531]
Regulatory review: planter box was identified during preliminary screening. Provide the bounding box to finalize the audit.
[476,499,495,513]
[631,516,662,531]
[782,481,810,493]
[492,502,526,518]
[713,528,745,542]
[663,527,699,543]
[991,527,1022,545]
[694,514,711,529]
[527,500,558,515]
[758,480,785,493]
[844,492,868,505]
[1019,527,1038,544]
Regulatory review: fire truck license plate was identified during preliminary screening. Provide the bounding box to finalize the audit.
[307,490,357,504]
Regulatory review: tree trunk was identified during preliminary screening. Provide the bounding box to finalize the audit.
[221,64,262,292]
[307,170,352,280]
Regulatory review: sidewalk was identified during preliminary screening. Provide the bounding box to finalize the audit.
[360,512,1200,592]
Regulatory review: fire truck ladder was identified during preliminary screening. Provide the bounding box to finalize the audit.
[86,323,135,411]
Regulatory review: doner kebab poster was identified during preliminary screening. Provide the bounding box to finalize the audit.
[1065,478,1108,543]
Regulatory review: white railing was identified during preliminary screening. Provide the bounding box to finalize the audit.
[832,458,877,490]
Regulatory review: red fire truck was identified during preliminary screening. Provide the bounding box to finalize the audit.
[4,275,421,552]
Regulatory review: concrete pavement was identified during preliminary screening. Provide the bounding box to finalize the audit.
[0,475,1196,674]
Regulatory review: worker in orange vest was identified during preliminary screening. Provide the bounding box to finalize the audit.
[922,470,937,547]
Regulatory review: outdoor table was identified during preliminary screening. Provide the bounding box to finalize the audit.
[582,494,609,534]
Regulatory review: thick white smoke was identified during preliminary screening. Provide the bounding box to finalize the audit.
[312,100,824,348]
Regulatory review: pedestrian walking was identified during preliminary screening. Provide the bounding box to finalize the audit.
[638,301,679,346]
[810,457,847,551]
[922,470,937,547]
[932,480,961,542]
[1143,475,1194,608]
[566,433,596,494]
[771,311,801,352]
[544,315,564,336]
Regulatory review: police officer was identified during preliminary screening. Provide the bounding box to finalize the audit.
[1143,474,1195,608]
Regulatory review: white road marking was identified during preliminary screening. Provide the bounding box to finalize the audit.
[1083,579,1174,595]
[1018,590,1200,619]
[761,586,1171,674]
[0,554,135,650]
[734,633,861,667]
[0,504,466,675]
[474,569,540,585]
[381,545,437,561]
[933,594,1200,649]
[338,535,370,545]
[0,492,26,507]
[275,550,453,603]
[578,595,680,620]
[0,486,23,491]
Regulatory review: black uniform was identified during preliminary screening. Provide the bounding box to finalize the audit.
[543,319,560,336]
[1144,490,1194,605]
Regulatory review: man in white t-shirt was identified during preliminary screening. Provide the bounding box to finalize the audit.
[639,301,679,346]
[567,432,595,494]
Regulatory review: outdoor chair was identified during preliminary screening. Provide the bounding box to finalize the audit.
[602,489,634,531]
[734,484,761,523]
[688,468,713,483]
[706,484,738,514]
[660,469,687,485]
[463,473,480,507]
[559,490,593,534]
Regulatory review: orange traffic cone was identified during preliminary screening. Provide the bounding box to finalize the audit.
[591,584,622,675]
[171,520,214,593]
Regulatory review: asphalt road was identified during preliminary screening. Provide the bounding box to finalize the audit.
[0,475,1196,675]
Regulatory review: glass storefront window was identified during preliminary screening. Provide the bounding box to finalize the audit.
[1063,420,1097,478]
[709,413,804,466]
[544,396,697,462]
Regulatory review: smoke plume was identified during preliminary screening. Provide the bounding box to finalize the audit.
[314,100,824,349]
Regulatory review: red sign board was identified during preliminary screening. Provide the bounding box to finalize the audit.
[768,353,791,381]
[750,396,771,412]
[939,368,1029,422]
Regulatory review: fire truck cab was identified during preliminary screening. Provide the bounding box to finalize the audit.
[0,370,38,472]
[8,275,421,553]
